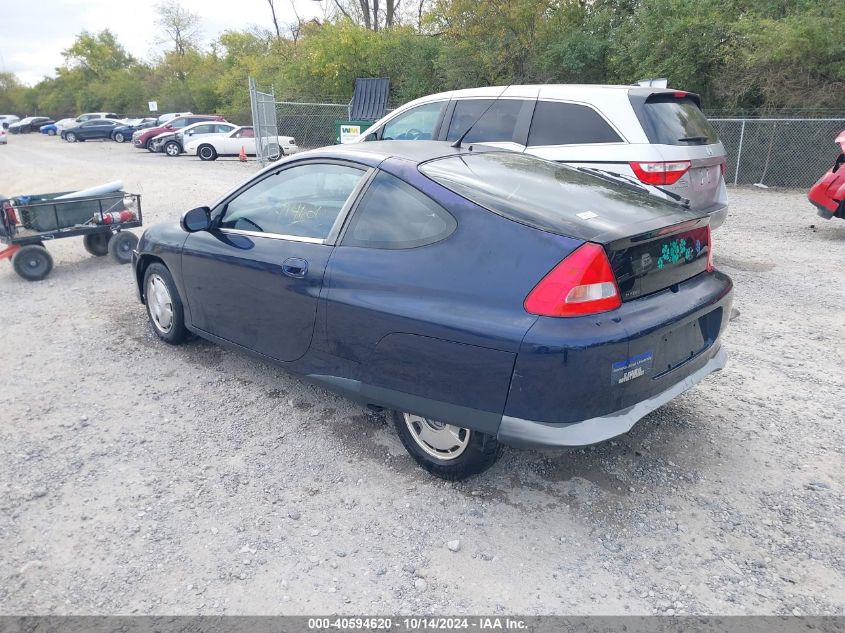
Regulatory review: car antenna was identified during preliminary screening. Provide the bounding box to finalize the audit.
[451,84,511,149]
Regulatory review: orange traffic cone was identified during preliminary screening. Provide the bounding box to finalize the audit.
[239,145,247,162]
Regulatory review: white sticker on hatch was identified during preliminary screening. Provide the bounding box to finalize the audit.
[577,211,599,220]
[611,351,654,385]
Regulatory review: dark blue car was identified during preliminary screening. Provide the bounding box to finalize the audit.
[133,141,733,479]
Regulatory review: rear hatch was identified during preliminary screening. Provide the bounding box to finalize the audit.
[420,149,711,300]
[629,90,726,213]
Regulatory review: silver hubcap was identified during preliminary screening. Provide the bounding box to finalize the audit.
[147,274,174,333]
[200,148,212,159]
[404,413,470,461]
[116,134,123,142]
[166,144,178,155]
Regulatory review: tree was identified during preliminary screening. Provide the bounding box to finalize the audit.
[155,0,202,56]
[267,0,282,39]
[330,0,403,31]
[62,30,135,79]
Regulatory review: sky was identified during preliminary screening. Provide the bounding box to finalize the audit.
[0,0,327,86]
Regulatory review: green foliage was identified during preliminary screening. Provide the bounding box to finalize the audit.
[0,1,841,119]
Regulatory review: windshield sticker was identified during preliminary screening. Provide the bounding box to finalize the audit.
[611,351,654,385]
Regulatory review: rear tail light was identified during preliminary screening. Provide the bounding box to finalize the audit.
[630,160,691,185]
[706,224,714,272]
[524,243,621,317]
[719,159,727,176]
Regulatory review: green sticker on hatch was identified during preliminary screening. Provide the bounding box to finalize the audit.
[656,238,695,270]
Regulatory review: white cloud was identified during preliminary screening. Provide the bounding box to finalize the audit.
[0,0,325,85]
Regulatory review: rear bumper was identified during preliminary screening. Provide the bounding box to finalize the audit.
[498,345,726,448]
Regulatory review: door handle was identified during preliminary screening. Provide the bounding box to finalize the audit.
[282,257,308,278]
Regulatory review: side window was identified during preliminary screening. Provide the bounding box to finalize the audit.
[528,101,622,146]
[190,124,213,134]
[220,163,366,240]
[445,99,525,143]
[216,124,234,133]
[381,101,445,141]
[170,118,188,129]
[237,128,255,138]
[342,171,456,249]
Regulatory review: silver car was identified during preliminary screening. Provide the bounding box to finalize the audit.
[355,85,728,227]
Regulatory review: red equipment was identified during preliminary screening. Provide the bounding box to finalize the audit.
[808,130,845,220]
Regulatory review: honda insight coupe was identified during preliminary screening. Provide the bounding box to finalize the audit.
[133,141,733,479]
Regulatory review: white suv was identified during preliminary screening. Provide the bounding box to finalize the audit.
[356,85,728,227]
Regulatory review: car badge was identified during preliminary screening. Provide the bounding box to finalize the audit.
[706,147,713,156]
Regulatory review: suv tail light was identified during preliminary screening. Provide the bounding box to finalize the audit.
[706,224,714,272]
[630,160,691,185]
[524,243,621,317]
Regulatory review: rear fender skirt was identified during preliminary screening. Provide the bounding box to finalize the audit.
[308,374,503,435]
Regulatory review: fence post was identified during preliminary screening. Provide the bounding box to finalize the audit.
[733,119,746,186]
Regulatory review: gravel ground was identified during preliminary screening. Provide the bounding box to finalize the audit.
[0,134,843,616]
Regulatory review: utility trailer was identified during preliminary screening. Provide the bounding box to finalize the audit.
[0,190,142,281]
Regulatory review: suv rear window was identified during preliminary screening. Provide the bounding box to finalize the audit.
[637,95,717,146]
[528,101,622,146]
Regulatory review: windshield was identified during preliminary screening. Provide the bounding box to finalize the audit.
[640,96,717,145]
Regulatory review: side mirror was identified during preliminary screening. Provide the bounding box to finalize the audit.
[181,206,211,233]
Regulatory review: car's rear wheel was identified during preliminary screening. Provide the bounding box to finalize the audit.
[198,144,217,161]
[143,263,188,344]
[47,128,56,136]
[65,132,76,143]
[114,132,125,143]
[164,141,181,157]
[83,232,111,256]
[392,410,502,480]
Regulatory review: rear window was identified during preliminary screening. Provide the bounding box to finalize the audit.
[528,101,622,146]
[420,152,692,242]
[638,95,717,145]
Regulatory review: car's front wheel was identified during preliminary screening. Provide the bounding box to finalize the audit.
[197,144,217,161]
[164,141,181,157]
[143,263,188,344]
[392,410,502,480]
[65,132,76,143]
[47,128,56,136]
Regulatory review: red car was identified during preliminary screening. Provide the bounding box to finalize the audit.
[132,115,225,150]
[808,130,845,220]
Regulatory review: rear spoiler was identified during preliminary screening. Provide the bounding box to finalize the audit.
[628,87,702,110]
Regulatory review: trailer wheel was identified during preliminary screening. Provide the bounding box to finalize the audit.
[12,245,53,281]
[108,231,138,264]
[83,232,111,256]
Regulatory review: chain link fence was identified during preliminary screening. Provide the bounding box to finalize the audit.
[710,118,844,188]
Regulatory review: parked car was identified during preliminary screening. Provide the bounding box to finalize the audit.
[61,119,123,142]
[40,122,60,136]
[132,115,225,151]
[111,119,157,143]
[0,115,20,130]
[133,141,732,480]
[156,112,193,125]
[185,126,298,160]
[808,129,845,220]
[9,117,54,134]
[356,85,729,228]
[150,121,238,156]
